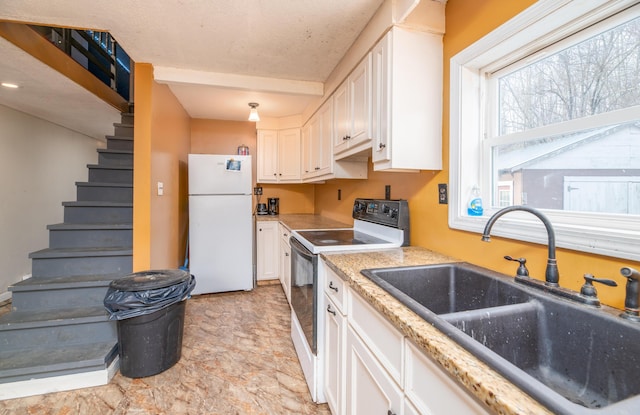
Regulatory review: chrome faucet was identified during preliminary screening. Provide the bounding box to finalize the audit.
[481,205,559,287]
[620,267,640,321]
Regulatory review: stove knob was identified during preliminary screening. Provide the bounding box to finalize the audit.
[390,208,398,219]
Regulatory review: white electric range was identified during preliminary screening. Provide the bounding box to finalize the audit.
[288,198,410,402]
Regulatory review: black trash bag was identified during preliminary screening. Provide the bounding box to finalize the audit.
[104,269,196,320]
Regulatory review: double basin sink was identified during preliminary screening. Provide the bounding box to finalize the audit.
[361,263,640,414]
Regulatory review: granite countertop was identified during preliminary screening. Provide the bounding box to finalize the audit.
[256,214,351,231]
[320,247,551,415]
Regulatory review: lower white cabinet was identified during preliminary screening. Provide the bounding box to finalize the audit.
[405,340,489,414]
[256,221,278,281]
[346,325,403,415]
[324,294,346,415]
[320,259,490,415]
[279,223,291,303]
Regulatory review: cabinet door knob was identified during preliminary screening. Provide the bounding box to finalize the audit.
[388,411,396,415]
[329,281,339,292]
[379,143,386,149]
[285,252,289,257]
[327,305,336,316]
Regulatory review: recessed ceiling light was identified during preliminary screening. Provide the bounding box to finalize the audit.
[1,82,20,89]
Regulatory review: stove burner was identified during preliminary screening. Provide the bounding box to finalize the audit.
[318,239,340,244]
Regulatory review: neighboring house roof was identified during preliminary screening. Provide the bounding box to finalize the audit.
[497,124,640,173]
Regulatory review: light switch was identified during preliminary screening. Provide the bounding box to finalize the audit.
[157,181,164,196]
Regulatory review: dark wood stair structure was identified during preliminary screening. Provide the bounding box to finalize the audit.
[0,112,134,400]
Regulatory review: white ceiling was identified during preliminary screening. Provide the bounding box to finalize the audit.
[0,0,386,137]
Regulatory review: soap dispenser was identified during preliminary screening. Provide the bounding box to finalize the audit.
[467,185,483,216]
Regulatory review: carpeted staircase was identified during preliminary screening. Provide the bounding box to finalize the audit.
[0,112,134,400]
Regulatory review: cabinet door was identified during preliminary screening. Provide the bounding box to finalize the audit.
[256,221,278,280]
[348,54,371,146]
[257,130,279,182]
[279,237,291,303]
[405,340,490,415]
[301,123,313,178]
[333,81,350,155]
[346,325,403,415]
[371,31,390,163]
[324,295,345,415]
[278,128,301,181]
[318,98,333,175]
[310,116,322,174]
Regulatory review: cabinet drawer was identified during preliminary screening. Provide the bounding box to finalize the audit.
[324,266,347,314]
[405,340,490,415]
[348,288,403,386]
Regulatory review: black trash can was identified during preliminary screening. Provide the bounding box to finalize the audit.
[103,269,196,378]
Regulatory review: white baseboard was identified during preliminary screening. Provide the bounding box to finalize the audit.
[0,356,119,401]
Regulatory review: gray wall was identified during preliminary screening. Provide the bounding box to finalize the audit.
[0,104,104,299]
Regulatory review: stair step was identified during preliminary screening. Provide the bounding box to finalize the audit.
[10,273,124,312]
[97,149,133,166]
[0,341,117,384]
[76,181,133,203]
[121,112,134,125]
[29,247,132,278]
[63,201,132,224]
[113,123,133,137]
[87,164,133,184]
[0,306,116,352]
[105,135,133,151]
[47,223,132,249]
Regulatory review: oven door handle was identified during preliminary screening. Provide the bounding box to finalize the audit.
[290,236,314,260]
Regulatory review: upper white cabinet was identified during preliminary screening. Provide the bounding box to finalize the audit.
[334,54,372,160]
[302,99,333,180]
[257,128,301,183]
[302,98,368,183]
[371,27,443,171]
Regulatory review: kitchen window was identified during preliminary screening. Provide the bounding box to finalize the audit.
[449,0,640,261]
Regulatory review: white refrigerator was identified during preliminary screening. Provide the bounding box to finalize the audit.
[188,154,253,294]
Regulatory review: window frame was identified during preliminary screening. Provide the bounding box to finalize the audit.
[449,0,640,262]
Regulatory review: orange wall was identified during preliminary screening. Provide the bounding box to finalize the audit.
[149,83,191,268]
[133,63,191,271]
[132,63,152,270]
[190,119,315,214]
[313,0,639,310]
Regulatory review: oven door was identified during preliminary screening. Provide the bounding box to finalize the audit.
[289,236,318,354]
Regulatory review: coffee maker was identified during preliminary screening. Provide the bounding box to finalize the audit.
[268,198,279,215]
[256,203,268,215]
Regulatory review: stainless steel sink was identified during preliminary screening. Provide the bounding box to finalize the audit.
[361,263,640,414]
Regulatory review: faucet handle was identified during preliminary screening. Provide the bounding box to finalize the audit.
[504,255,529,277]
[580,274,617,306]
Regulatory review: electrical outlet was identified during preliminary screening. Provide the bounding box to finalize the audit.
[438,183,448,204]
[254,186,263,195]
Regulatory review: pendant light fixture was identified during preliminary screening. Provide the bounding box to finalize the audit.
[248,102,260,122]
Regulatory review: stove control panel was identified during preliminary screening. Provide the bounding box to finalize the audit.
[352,198,409,231]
